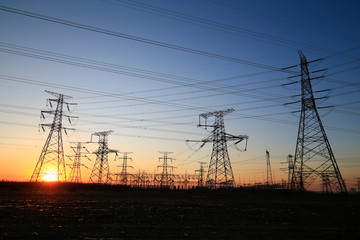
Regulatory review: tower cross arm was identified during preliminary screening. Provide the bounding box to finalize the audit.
[199,108,234,119]
[108,149,118,154]
[186,135,213,148]
[41,110,55,115]
[92,148,118,154]
[45,90,72,99]
[225,133,249,144]
[91,130,114,137]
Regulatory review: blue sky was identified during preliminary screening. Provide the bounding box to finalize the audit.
[0,0,359,189]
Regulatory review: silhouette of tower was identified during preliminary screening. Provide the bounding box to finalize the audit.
[283,154,294,189]
[196,108,248,189]
[266,150,273,185]
[157,152,175,188]
[355,177,360,193]
[291,51,347,193]
[67,142,90,183]
[116,152,133,185]
[195,161,207,187]
[321,173,332,193]
[182,170,191,189]
[30,90,76,182]
[89,131,118,184]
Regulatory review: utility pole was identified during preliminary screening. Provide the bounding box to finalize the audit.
[195,161,207,187]
[288,51,347,193]
[157,151,175,188]
[266,150,273,186]
[67,142,91,183]
[116,152,133,185]
[187,108,248,189]
[89,131,118,184]
[30,90,76,182]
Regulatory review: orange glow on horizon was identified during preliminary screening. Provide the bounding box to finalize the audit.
[42,172,58,182]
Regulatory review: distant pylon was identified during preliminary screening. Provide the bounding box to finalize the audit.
[266,150,273,185]
[30,90,76,182]
[116,152,133,185]
[286,154,294,189]
[67,142,91,183]
[195,161,207,187]
[89,131,118,184]
[157,151,176,188]
[192,108,248,189]
[354,177,360,193]
[291,51,347,193]
[281,154,294,189]
[321,173,332,193]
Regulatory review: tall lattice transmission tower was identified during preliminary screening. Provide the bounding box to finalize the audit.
[281,154,294,189]
[67,142,91,183]
[189,108,248,189]
[355,177,360,193]
[89,131,118,184]
[116,152,133,185]
[290,51,347,193]
[266,150,273,185]
[157,151,176,188]
[195,161,207,187]
[30,90,76,182]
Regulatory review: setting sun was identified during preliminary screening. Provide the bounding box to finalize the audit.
[43,173,58,182]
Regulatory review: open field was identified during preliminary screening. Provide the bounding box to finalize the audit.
[0,182,359,239]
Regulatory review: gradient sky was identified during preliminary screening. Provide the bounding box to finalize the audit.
[0,0,359,190]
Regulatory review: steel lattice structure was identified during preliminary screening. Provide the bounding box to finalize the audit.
[284,154,294,189]
[291,51,347,193]
[67,142,90,183]
[355,177,360,193]
[30,90,75,182]
[266,150,273,185]
[89,131,117,184]
[116,152,133,185]
[157,151,175,188]
[195,108,248,189]
[195,162,207,187]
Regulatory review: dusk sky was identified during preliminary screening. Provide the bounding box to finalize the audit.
[0,0,359,190]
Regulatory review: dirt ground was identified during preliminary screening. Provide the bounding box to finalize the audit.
[0,183,359,239]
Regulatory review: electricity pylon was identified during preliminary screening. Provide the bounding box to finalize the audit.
[183,170,190,189]
[188,108,248,189]
[281,154,294,189]
[195,161,207,187]
[157,151,175,188]
[355,177,360,193]
[67,142,91,183]
[290,51,347,193]
[116,152,133,185]
[266,150,273,185]
[30,90,76,182]
[89,131,118,184]
[321,173,332,193]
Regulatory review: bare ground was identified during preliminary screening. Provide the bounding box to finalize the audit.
[0,182,359,239]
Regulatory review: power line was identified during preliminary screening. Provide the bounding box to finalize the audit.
[116,0,360,60]
[0,42,294,102]
[1,43,358,114]
[0,5,297,72]
[207,0,360,44]
[1,87,359,135]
